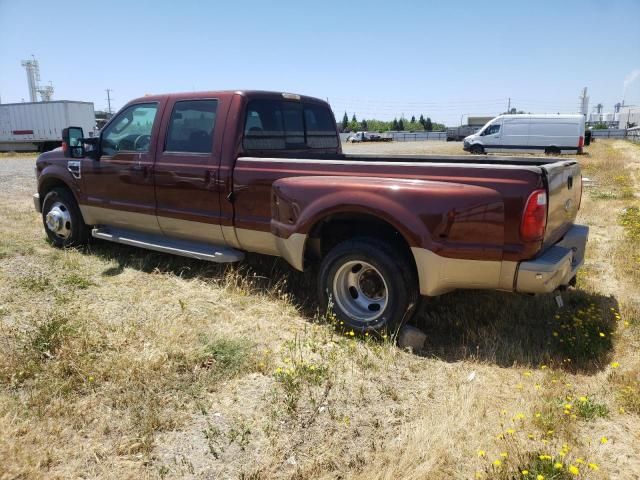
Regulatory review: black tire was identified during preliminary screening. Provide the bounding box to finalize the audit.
[470,144,485,155]
[42,187,89,248]
[544,147,561,155]
[318,237,418,333]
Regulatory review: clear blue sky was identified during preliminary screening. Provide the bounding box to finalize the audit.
[1,0,639,125]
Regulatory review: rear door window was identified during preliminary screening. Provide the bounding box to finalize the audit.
[165,100,218,153]
[243,99,338,150]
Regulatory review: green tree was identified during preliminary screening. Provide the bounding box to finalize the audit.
[425,117,433,131]
[342,112,349,129]
[411,115,416,123]
[360,119,368,130]
[392,118,399,130]
[419,114,426,128]
[351,113,357,123]
[398,118,405,131]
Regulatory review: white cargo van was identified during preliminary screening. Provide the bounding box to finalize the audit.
[463,114,585,155]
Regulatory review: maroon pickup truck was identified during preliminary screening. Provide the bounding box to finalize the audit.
[33,90,588,332]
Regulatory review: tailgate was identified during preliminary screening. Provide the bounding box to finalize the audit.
[542,160,582,246]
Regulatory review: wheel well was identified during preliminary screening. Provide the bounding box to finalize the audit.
[306,213,418,274]
[38,178,75,207]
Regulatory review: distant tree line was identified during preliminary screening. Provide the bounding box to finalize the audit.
[339,112,445,133]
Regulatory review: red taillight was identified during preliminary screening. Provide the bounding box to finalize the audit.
[521,189,547,241]
[62,141,68,155]
[578,135,584,148]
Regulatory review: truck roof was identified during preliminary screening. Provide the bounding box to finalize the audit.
[127,90,329,106]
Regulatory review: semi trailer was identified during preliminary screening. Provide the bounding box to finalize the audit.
[0,101,95,152]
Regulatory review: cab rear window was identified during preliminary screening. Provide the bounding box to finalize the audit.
[243,99,338,150]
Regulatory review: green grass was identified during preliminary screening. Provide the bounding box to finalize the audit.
[198,337,252,378]
[574,396,609,420]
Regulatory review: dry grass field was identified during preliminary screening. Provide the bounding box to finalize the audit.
[1,140,639,479]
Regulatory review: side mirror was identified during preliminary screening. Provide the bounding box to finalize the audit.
[62,127,85,158]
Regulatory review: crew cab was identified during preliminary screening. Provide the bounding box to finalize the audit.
[33,90,588,332]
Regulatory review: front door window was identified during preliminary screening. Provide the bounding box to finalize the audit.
[101,103,158,156]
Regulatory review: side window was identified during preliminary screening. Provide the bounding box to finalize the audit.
[243,99,337,151]
[165,100,218,153]
[101,103,158,155]
[484,124,501,135]
[304,104,339,148]
[243,99,303,150]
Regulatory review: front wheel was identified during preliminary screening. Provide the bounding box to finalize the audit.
[318,237,418,333]
[42,187,89,247]
[470,144,485,155]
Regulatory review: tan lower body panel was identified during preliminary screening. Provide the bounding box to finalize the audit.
[235,228,307,271]
[80,205,308,271]
[81,205,226,243]
[157,216,225,244]
[411,247,517,296]
[80,205,162,235]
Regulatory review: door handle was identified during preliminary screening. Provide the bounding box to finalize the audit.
[206,170,218,189]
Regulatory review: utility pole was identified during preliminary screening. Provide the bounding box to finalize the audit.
[105,89,114,116]
[579,87,589,116]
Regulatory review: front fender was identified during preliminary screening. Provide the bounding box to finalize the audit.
[271,175,505,264]
[36,151,82,202]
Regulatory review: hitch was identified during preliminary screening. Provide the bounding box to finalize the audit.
[554,290,564,309]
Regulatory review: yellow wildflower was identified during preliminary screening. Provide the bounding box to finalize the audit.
[537,475,545,480]
[611,361,620,368]
[554,462,563,470]
[493,459,502,467]
[588,463,599,471]
[500,452,508,458]
[477,450,486,457]
[600,436,609,444]
[568,465,580,475]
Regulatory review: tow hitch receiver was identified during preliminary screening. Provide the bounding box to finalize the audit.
[554,291,564,309]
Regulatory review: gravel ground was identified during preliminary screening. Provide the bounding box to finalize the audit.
[0,156,37,197]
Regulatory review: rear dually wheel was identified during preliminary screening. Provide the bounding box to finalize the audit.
[318,237,418,333]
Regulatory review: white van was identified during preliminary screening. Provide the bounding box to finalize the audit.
[463,114,585,155]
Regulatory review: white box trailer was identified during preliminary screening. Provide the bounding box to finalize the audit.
[0,101,95,152]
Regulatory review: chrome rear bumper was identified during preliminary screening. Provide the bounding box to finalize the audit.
[516,224,589,293]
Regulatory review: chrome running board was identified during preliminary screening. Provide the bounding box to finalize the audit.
[92,227,244,263]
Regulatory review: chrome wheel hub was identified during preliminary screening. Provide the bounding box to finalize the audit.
[333,260,388,323]
[45,201,72,239]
